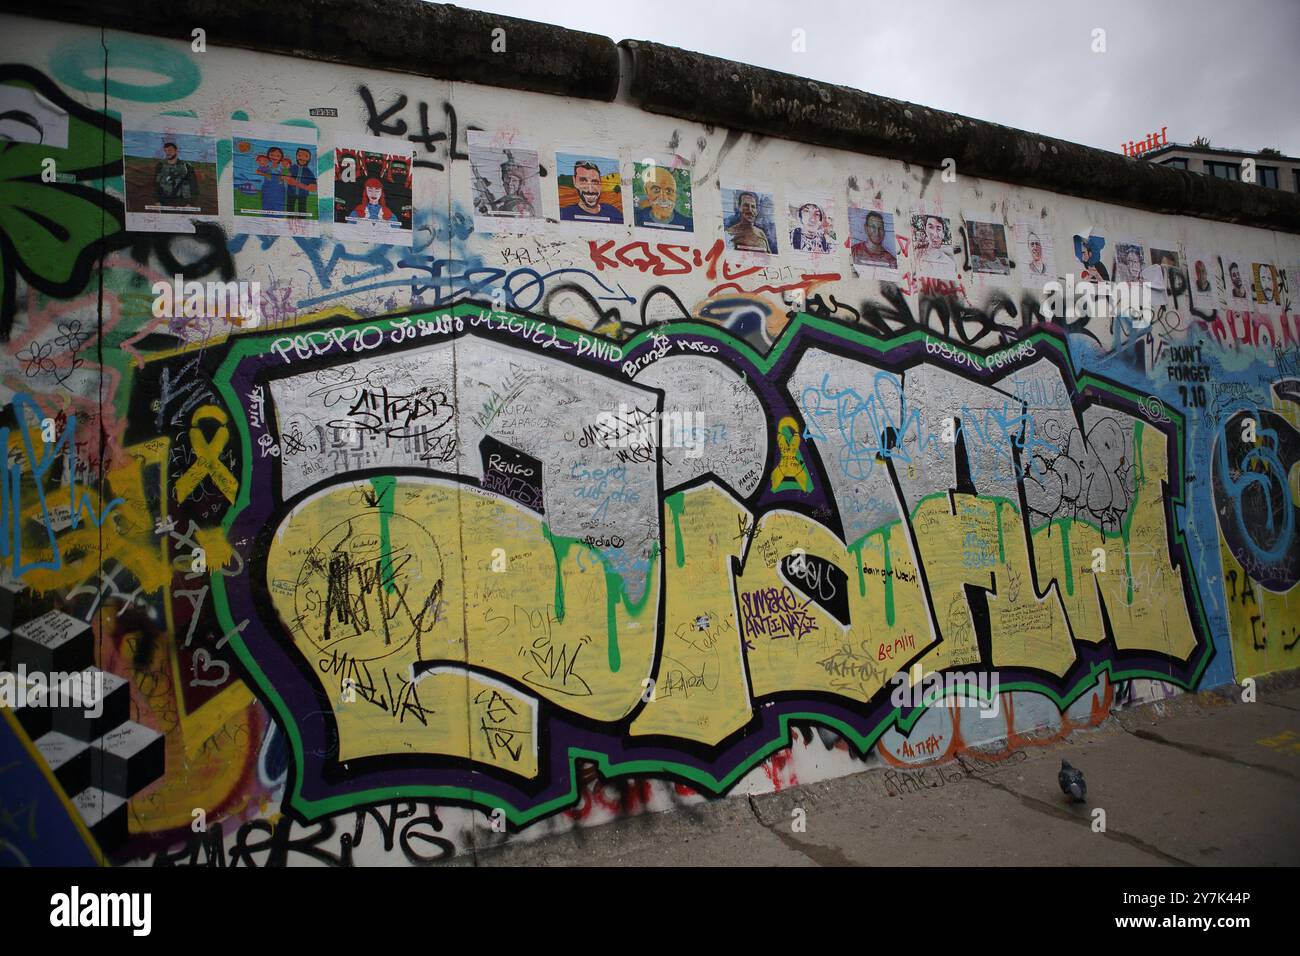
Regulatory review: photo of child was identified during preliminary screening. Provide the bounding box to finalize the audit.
[230,120,320,236]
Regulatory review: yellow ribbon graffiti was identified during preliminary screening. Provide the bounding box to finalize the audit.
[771,416,812,492]
[175,405,239,504]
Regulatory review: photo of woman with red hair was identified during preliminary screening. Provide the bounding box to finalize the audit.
[332,139,415,246]
[352,178,395,221]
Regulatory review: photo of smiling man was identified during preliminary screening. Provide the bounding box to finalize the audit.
[849,205,899,278]
[722,185,778,254]
[558,152,624,225]
[911,207,958,280]
[632,158,693,232]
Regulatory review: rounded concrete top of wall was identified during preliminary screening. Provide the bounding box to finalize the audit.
[19,0,1300,232]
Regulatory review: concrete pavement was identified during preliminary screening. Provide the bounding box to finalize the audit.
[454,678,1300,866]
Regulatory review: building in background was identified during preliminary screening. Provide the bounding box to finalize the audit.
[1144,143,1300,192]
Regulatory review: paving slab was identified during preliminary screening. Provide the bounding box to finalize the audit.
[986,727,1300,866]
[1116,695,1300,779]
[458,689,1300,867]
[748,758,1164,867]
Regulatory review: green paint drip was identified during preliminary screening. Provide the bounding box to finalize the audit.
[1061,519,1074,597]
[1134,420,1146,486]
[852,526,898,623]
[601,542,660,674]
[666,493,687,568]
[995,500,1006,565]
[369,476,397,594]
[863,522,894,629]
[847,538,867,597]
[881,527,895,627]
[605,591,620,672]
[542,525,575,623]
[542,526,661,675]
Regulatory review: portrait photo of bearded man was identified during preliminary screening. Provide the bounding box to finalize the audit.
[634,161,693,230]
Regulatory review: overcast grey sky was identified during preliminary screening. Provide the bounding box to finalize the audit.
[460,0,1299,156]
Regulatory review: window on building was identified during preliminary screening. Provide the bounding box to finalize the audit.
[1204,161,1240,181]
[1294,169,1300,192]
[1255,165,1278,188]
[1161,158,1189,170]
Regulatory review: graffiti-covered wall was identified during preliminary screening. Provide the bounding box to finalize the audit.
[0,7,1297,867]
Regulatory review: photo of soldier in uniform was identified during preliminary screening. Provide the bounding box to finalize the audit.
[468,131,543,233]
[122,114,218,231]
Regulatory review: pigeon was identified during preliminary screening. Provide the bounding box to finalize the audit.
[1059,759,1087,803]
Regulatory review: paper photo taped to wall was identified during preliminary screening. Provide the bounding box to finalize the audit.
[1073,231,1109,282]
[910,208,958,281]
[1016,218,1056,285]
[963,214,1011,276]
[333,136,414,246]
[1252,262,1281,307]
[631,158,693,233]
[848,205,899,279]
[557,151,624,226]
[1224,256,1250,302]
[123,114,218,232]
[1186,248,1222,312]
[468,130,543,234]
[786,191,836,258]
[230,121,320,236]
[721,185,778,255]
[1149,242,1186,299]
[1111,240,1147,285]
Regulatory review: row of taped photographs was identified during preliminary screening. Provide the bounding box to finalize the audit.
[122,115,1291,308]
